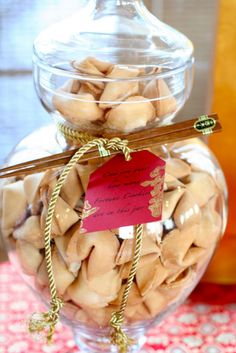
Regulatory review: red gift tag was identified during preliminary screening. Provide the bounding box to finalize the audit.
[81,150,165,233]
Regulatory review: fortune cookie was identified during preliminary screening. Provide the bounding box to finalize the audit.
[68,270,112,309]
[174,190,201,229]
[144,290,167,317]
[152,259,173,287]
[143,78,177,117]
[104,96,155,133]
[41,196,79,236]
[76,163,98,191]
[136,258,170,296]
[23,172,44,205]
[116,235,160,265]
[39,169,58,203]
[54,230,81,276]
[136,257,160,296]
[72,57,112,76]
[125,302,150,322]
[82,261,121,299]
[193,243,216,273]
[162,188,185,221]
[52,92,104,126]
[65,224,82,265]
[52,197,80,235]
[72,57,113,94]
[37,247,75,295]
[119,253,159,280]
[62,302,80,322]
[40,168,59,186]
[165,267,189,285]
[166,158,191,179]
[83,305,119,327]
[16,240,43,276]
[60,79,81,94]
[160,266,194,292]
[13,215,44,249]
[161,225,202,268]
[155,269,194,305]
[111,283,143,307]
[156,80,178,116]
[79,82,103,98]
[186,172,216,207]
[99,66,140,108]
[67,230,120,280]
[2,181,27,232]
[179,247,206,268]
[194,205,222,248]
[74,308,95,326]
[60,165,84,208]
[164,173,185,191]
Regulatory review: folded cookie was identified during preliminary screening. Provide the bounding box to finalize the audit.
[2,180,27,233]
[67,230,120,280]
[104,96,155,133]
[116,235,160,265]
[100,66,140,109]
[13,215,44,249]
[16,240,44,276]
[36,247,75,295]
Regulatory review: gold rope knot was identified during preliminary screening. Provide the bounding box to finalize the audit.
[51,297,64,312]
[104,138,132,161]
[48,297,64,323]
[110,311,123,328]
[110,312,134,353]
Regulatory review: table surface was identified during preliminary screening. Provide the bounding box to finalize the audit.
[0,262,236,353]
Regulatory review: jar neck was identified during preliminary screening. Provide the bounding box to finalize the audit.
[90,0,143,10]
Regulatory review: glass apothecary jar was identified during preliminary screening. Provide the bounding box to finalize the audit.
[0,1,227,353]
[1,130,227,352]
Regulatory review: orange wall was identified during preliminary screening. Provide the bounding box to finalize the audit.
[204,0,236,283]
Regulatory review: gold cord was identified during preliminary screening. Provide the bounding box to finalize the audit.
[57,122,95,145]
[29,126,144,353]
[110,224,143,353]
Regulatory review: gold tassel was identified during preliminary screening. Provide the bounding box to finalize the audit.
[28,297,64,343]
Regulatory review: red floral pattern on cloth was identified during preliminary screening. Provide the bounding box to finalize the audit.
[0,262,236,353]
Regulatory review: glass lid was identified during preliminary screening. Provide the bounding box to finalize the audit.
[33,0,194,78]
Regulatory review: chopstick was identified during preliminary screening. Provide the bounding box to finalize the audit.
[0,114,221,179]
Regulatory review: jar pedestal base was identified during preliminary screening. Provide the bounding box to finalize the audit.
[73,327,147,353]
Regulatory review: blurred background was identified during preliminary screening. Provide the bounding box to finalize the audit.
[0,0,235,283]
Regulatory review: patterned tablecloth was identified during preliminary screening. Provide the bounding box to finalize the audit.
[0,262,236,353]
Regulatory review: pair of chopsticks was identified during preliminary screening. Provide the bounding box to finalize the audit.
[0,114,221,179]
